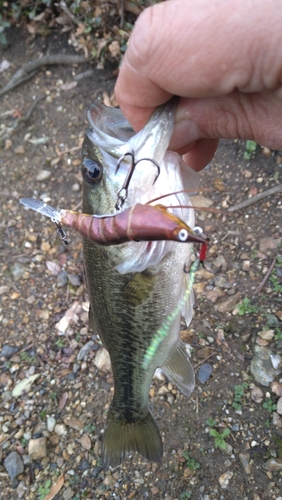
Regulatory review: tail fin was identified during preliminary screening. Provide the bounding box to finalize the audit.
[102,410,163,467]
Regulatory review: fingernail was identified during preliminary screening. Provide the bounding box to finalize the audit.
[169,119,201,151]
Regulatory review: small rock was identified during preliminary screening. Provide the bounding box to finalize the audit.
[54,424,67,436]
[251,386,264,403]
[277,397,282,415]
[198,363,213,383]
[250,346,281,386]
[0,344,18,359]
[63,416,83,431]
[72,183,80,192]
[63,487,75,500]
[47,416,56,432]
[57,270,68,287]
[190,195,213,208]
[0,285,10,295]
[259,237,281,253]
[239,451,252,474]
[80,434,91,450]
[10,263,28,281]
[271,381,282,396]
[222,443,233,456]
[94,347,111,372]
[258,329,275,340]
[270,354,281,370]
[214,275,232,289]
[36,169,51,181]
[263,458,282,471]
[4,451,24,487]
[15,145,25,154]
[28,437,47,460]
[215,292,241,313]
[218,470,233,489]
[242,260,250,271]
[212,255,227,270]
[77,341,95,361]
[68,274,81,287]
[272,412,282,428]
[16,480,27,499]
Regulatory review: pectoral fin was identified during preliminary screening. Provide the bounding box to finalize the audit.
[161,340,195,397]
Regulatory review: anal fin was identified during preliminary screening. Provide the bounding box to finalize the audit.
[161,339,195,397]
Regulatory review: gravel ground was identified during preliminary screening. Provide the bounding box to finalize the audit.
[0,29,282,500]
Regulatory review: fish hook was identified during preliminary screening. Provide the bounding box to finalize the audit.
[115,152,161,211]
[53,220,69,245]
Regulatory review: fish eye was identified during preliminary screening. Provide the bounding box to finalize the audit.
[177,229,188,242]
[82,157,103,185]
[193,226,203,235]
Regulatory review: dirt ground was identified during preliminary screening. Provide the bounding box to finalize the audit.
[0,29,282,500]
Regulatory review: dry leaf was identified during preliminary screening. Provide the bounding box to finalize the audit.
[12,374,40,398]
[58,392,69,411]
[43,474,65,500]
[55,301,80,333]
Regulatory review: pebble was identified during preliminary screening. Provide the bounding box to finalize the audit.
[198,363,213,383]
[63,416,83,431]
[72,182,80,191]
[63,487,75,500]
[218,470,233,489]
[270,354,281,370]
[4,451,24,487]
[250,346,281,386]
[10,263,28,280]
[272,412,282,428]
[68,274,81,287]
[258,329,275,340]
[277,397,282,415]
[239,451,252,474]
[251,386,264,403]
[54,423,67,436]
[271,381,282,396]
[80,434,91,450]
[263,458,282,471]
[259,237,281,252]
[36,169,51,181]
[47,416,56,432]
[28,437,47,459]
[57,270,68,287]
[77,340,95,361]
[0,344,19,359]
[15,145,25,154]
[94,347,111,372]
[215,292,241,313]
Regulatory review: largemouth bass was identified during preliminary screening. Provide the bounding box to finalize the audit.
[82,99,199,467]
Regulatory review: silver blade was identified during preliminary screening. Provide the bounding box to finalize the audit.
[19,198,61,223]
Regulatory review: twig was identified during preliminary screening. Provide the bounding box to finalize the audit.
[0,54,88,97]
[0,95,46,140]
[55,1,81,26]
[0,429,17,448]
[228,184,282,212]
[194,350,218,369]
[254,257,276,294]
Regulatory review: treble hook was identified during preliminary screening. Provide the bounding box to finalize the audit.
[115,152,161,211]
[53,219,69,245]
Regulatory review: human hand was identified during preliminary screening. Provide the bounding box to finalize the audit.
[115,0,282,170]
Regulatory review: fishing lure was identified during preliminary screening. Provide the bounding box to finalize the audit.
[142,256,203,370]
[19,198,206,246]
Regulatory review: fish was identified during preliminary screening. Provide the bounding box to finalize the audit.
[81,98,200,467]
